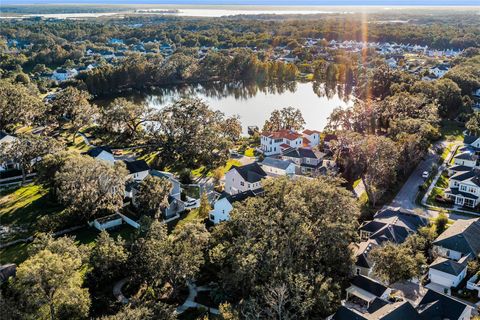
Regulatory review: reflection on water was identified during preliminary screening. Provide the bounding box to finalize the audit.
[98,81,354,133]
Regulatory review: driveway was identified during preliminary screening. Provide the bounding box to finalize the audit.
[390,141,447,216]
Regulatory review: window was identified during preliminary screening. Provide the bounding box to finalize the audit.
[240,181,244,186]
[460,185,467,191]
[210,214,214,220]
[356,269,360,275]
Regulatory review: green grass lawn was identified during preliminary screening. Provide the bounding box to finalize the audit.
[173,209,201,231]
[0,184,64,240]
[191,159,242,178]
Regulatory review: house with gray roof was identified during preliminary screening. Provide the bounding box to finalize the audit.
[428,256,468,288]
[444,169,480,208]
[416,289,472,320]
[224,162,267,195]
[281,147,329,175]
[85,146,115,165]
[432,218,480,261]
[260,157,296,177]
[359,207,428,244]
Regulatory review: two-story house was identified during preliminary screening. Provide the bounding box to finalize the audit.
[302,129,321,148]
[444,170,480,208]
[209,189,259,224]
[124,160,150,182]
[224,162,267,195]
[260,130,303,156]
[260,157,296,177]
[281,148,325,175]
[432,218,480,261]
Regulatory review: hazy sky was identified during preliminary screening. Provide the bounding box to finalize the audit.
[2,0,480,5]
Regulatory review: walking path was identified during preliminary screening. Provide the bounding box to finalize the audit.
[176,281,219,315]
[113,277,129,304]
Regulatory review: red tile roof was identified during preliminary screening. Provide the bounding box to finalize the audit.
[262,129,302,141]
[303,129,321,135]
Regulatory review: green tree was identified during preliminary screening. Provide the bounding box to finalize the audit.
[90,231,128,281]
[54,155,127,220]
[434,78,464,119]
[198,192,211,220]
[50,87,97,142]
[370,242,426,285]
[434,212,449,235]
[209,177,360,318]
[0,79,44,131]
[0,134,62,184]
[101,98,152,137]
[15,235,90,320]
[466,112,480,136]
[262,106,305,132]
[134,175,172,218]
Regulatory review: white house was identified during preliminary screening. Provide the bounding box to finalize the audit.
[224,162,267,195]
[0,131,18,172]
[124,160,150,182]
[432,218,480,261]
[51,68,78,82]
[466,274,480,298]
[428,256,468,288]
[86,146,115,165]
[302,129,321,148]
[444,170,480,208]
[451,150,478,169]
[281,147,325,175]
[260,130,303,156]
[209,190,257,224]
[260,157,296,177]
[464,135,480,150]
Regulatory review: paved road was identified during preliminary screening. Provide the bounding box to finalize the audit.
[390,141,447,215]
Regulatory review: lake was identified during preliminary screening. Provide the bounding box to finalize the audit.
[99,81,354,134]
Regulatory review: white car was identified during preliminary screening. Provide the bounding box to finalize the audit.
[422,171,429,179]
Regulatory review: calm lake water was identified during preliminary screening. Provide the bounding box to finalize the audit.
[99,81,354,134]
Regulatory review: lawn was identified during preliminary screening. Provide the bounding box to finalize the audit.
[191,159,242,178]
[173,209,201,231]
[0,184,64,241]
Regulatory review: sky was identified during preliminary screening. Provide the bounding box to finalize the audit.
[2,0,480,5]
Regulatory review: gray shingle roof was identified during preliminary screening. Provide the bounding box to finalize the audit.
[429,257,467,276]
[261,157,294,170]
[417,289,469,320]
[86,146,112,158]
[124,160,150,174]
[351,275,388,297]
[464,135,479,145]
[433,218,480,257]
[232,162,267,183]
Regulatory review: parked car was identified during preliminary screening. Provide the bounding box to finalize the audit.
[422,171,429,179]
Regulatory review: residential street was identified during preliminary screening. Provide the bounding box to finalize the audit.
[390,140,447,215]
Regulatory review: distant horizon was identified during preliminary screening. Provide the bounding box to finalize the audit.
[2,0,480,6]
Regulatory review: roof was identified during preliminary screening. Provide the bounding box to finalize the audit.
[124,160,150,174]
[283,147,323,159]
[449,170,480,187]
[429,256,467,276]
[453,151,476,161]
[261,157,294,170]
[464,135,479,145]
[331,306,368,320]
[303,129,320,135]
[351,275,388,297]
[433,218,480,257]
[219,189,260,203]
[417,289,469,320]
[0,264,16,283]
[367,297,389,313]
[261,129,302,141]
[231,162,267,183]
[445,187,479,200]
[360,207,428,244]
[448,165,473,173]
[86,146,112,158]
[370,301,420,320]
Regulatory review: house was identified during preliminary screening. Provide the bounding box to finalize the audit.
[281,148,325,175]
[51,68,78,81]
[444,170,480,208]
[260,130,303,156]
[224,162,267,195]
[351,239,379,277]
[464,135,480,151]
[260,157,296,177]
[0,131,18,172]
[428,256,469,288]
[432,218,480,261]
[451,150,479,169]
[302,129,321,148]
[345,275,392,308]
[209,190,258,224]
[124,160,150,181]
[359,207,428,244]
[429,64,449,78]
[416,289,472,320]
[85,146,115,165]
